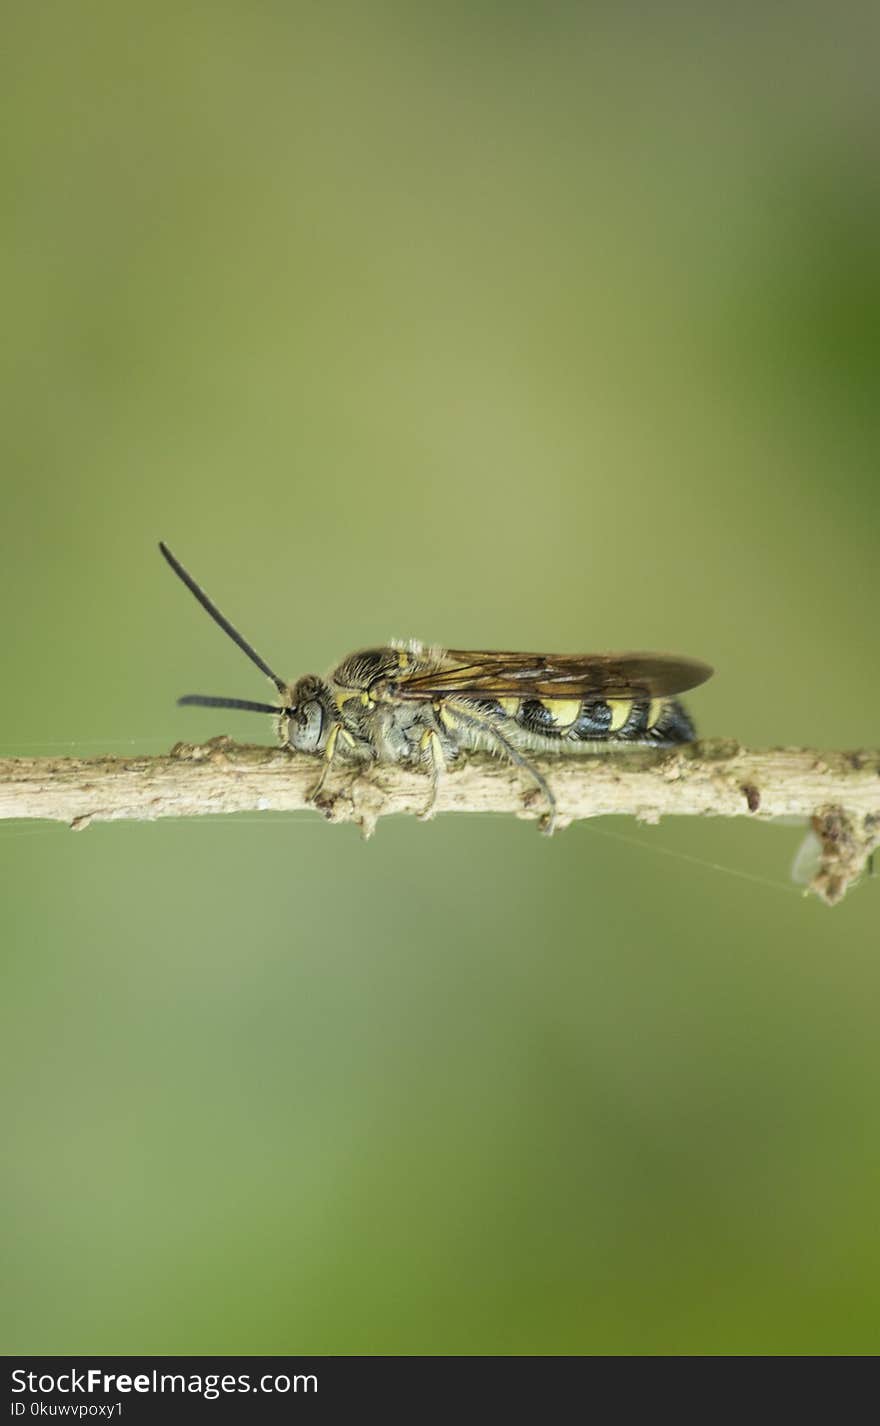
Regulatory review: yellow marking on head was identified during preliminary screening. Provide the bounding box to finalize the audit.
[360,691,374,707]
[647,698,664,729]
[607,698,633,732]
[498,697,521,718]
[540,698,581,729]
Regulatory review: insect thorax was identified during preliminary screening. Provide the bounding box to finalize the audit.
[277,648,435,761]
[327,647,437,764]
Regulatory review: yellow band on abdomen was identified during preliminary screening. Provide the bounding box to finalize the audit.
[607,699,633,732]
[538,698,582,729]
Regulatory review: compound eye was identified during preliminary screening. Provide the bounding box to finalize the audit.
[293,699,324,752]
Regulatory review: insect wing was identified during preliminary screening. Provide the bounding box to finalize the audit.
[391,651,713,701]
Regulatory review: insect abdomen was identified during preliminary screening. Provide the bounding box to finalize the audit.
[436,693,697,761]
[643,697,695,743]
[513,696,695,745]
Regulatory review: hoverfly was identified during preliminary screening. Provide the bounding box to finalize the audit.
[159,543,712,829]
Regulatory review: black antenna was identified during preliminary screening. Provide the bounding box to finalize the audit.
[177,695,284,715]
[159,541,286,695]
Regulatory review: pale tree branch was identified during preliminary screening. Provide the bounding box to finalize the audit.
[1,739,878,904]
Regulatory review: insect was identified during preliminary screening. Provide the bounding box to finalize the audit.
[159,542,713,829]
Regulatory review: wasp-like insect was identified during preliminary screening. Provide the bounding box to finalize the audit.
[159,543,712,829]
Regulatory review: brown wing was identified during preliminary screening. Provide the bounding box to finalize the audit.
[391,650,713,702]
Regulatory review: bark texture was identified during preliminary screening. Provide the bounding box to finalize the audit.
[2,739,878,904]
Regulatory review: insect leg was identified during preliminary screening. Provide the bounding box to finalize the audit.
[487,725,558,834]
[446,703,558,833]
[417,727,447,821]
[309,721,342,801]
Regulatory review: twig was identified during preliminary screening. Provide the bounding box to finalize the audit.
[1,738,878,904]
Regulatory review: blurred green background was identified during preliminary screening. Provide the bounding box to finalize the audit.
[3,1,879,1355]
